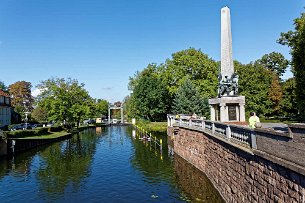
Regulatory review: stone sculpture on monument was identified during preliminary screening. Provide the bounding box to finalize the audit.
[209,6,246,123]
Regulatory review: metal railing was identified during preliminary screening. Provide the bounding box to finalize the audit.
[167,114,256,149]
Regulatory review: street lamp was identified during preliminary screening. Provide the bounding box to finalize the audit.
[23,100,30,130]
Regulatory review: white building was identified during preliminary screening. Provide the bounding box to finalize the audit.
[0,90,11,128]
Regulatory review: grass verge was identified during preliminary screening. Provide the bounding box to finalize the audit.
[136,120,167,133]
[18,131,70,139]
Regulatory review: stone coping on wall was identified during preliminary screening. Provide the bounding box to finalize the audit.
[254,127,292,138]
[288,123,305,129]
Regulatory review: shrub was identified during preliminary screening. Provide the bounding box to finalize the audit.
[49,125,63,132]
[6,127,49,138]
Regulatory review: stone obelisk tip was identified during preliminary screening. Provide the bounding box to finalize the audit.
[221,6,234,80]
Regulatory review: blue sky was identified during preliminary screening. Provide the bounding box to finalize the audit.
[0,0,303,102]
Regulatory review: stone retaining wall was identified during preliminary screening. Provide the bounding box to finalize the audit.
[173,127,305,203]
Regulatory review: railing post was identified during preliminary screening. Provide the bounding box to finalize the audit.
[212,122,215,134]
[250,130,257,149]
[179,118,182,126]
[226,125,231,139]
[189,119,192,127]
[167,116,170,127]
[160,139,163,152]
[202,120,205,130]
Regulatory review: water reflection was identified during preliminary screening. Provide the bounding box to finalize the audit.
[0,126,223,203]
[174,154,225,203]
[129,129,173,184]
[36,129,98,201]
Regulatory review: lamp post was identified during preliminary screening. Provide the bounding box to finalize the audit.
[23,100,30,130]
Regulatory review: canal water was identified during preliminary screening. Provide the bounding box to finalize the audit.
[0,126,224,203]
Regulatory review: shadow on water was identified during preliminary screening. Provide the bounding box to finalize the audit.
[173,154,225,203]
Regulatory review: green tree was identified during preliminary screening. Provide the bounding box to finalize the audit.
[8,81,34,116]
[280,78,298,117]
[123,95,136,121]
[255,52,289,79]
[0,81,7,91]
[278,10,305,117]
[267,72,283,117]
[172,78,209,118]
[36,78,92,127]
[131,64,170,121]
[235,61,272,117]
[94,99,108,117]
[162,48,218,98]
[31,106,48,123]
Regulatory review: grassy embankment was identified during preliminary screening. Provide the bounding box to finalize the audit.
[135,120,168,133]
[18,131,69,139]
[6,125,93,140]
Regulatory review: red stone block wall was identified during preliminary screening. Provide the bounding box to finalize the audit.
[173,127,305,203]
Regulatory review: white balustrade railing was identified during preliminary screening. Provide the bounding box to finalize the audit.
[167,114,256,149]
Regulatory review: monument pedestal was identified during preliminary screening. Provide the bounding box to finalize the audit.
[209,96,245,122]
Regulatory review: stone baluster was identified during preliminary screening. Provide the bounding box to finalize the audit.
[250,130,257,149]
[202,120,205,130]
[226,125,231,139]
[212,122,215,134]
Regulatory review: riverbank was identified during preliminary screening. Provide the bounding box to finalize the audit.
[135,120,167,133]
[1,125,95,156]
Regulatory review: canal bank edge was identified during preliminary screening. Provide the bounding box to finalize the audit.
[0,125,96,156]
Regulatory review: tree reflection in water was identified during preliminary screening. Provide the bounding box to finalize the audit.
[128,127,224,202]
[174,154,225,203]
[36,129,98,200]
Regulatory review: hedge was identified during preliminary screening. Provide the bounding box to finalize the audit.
[49,126,63,132]
[6,127,49,138]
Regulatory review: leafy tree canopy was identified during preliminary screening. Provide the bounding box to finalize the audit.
[131,64,170,121]
[235,61,272,117]
[0,81,7,91]
[278,9,305,117]
[94,99,109,117]
[36,77,92,126]
[280,78,298,117]
[31,106,48,123]
[8,81,34,115]
[162,48,218,98]
[172,78,209,118]
[255,52,289,79]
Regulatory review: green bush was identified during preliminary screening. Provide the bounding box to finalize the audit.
[49,125,63,132]
[6,127,49,138]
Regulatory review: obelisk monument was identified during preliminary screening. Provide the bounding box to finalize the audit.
[221,6,234,81]
[208,7,246,123]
